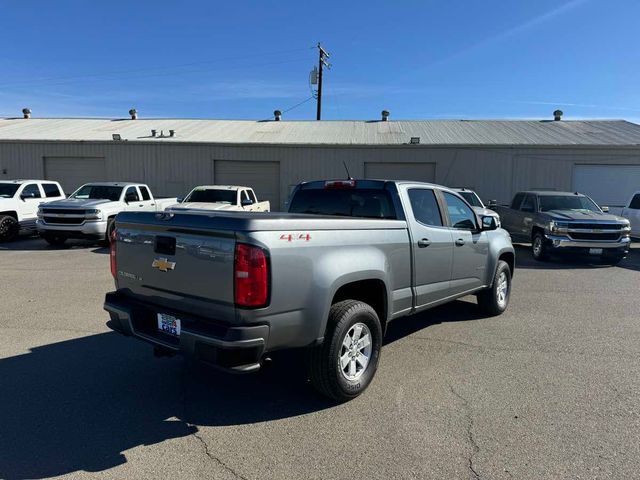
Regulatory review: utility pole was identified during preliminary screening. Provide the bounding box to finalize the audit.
[316,43,330,121]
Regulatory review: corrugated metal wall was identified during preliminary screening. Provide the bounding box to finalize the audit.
[1,141,639,209]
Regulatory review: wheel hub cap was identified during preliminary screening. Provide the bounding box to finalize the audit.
[339,323,372,381]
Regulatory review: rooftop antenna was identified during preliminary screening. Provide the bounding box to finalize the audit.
[343,161,353,180]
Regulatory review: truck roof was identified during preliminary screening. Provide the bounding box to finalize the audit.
[189,185,250,191]
[520,190,587,197]
[79,182,144,187]
[0,179,55,184]
[298,178,461,195]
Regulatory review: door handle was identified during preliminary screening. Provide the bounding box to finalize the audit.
[455,238,465,246]
[417,238,431,248]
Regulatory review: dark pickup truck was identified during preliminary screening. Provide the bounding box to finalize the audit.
[494,191,631,262]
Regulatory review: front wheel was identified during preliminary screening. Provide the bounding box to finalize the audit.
[307,300,383,401]
[532,232,548,261]
[0,215,19,242]
[476,260,512,316]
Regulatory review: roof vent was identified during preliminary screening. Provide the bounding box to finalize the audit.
[169,129,175,137]
[129,108,138,120]
[381,110,390,121]
[274,110,282,121]
[151,129,157,137]
[553,109,563,121]
[22,108,31,119]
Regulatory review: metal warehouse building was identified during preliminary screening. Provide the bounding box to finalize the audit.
[1,114,640,210]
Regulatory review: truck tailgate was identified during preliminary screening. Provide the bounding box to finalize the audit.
[113,212,236,321]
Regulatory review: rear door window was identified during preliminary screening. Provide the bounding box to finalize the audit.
[42,183,62,198]
[520,194,537,212]
[22,183,42,199]
[408,189,443,226]
[510,193,525,209]
[139,186,151,201]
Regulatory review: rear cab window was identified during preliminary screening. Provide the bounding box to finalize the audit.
[42,183,62,198]
[288,181,397,219]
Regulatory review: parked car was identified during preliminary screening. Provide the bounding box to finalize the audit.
[494,191,631,262]
[451,187,501,226]
[104,179,514,401]
[169,185,270,212]
[0,180,65,242]
[608,191,640,238]
[36,182,177,246]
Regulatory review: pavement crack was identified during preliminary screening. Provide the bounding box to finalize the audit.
[180,366,250,480]
[450,384,481,480]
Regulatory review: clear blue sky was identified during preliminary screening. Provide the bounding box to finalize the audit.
[1,0,639,122]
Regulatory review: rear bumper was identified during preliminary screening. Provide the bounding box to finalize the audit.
[37,219,108,239]
[544,234,631,252]
[103,291,268,373]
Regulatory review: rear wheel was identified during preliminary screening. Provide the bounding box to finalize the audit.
[476,260,511,316]
[0,215,19,242]
[43,234,67,247]
[532,232,548,261]
[103,218,116,246]
[307,300,382,401]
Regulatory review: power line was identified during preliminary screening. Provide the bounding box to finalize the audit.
[0,46,316,89]
[282,95,314,113]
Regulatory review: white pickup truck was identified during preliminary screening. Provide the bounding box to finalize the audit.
[36,182,177,245]
[609,191,640,237]
[0,180,66,242]
[169,185,271,213]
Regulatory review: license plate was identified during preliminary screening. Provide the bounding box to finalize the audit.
[157,313,181,337]
[589,248,603,255]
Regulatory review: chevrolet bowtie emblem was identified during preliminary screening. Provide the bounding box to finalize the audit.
[152,258,176,272]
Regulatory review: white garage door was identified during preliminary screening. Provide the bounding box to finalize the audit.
[44,157,106,195]
[573,164,640,207]
[364,162,436,183]
[214,160,280,209]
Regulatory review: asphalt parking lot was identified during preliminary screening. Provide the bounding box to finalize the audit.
[1,238,639,480]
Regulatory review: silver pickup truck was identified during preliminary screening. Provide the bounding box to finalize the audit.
[104,179,515,400]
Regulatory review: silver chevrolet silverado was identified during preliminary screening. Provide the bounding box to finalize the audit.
[104,179,515,400]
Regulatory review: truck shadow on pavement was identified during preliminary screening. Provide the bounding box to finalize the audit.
[0,299,483,479]
[513,244,640,271]
[0,236,108,254]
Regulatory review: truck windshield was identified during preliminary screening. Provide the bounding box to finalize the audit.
[539,195,601,213]
[289,188,396,219]
[71,185,124,201]
[184,189,237,204]
[0,184,20,198]
[458,191,483,207]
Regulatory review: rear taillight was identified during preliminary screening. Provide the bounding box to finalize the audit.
[234,243,269,308]
[110,229,117,279]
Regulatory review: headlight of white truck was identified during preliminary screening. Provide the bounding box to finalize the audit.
[86,209,103,220]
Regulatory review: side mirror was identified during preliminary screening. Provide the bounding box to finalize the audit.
[124,193,137,203]
[520,205,533,213]
[488,199,497,208]
[481,215,498,231]
[601,206,610,213]
[176,197,184,203]
[20,192,36,200]
[241,198,253,207]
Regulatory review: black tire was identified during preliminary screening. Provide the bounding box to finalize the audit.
[43,234,67,247]
[0,215,19,242]
[531,232,548,261]
[103,218,116,246]
[307,300,383,401]
[476,260,512,316]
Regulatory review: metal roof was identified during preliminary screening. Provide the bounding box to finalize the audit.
[1,118,640,146]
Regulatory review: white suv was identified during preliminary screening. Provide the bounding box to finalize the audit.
[0,180,66,242]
